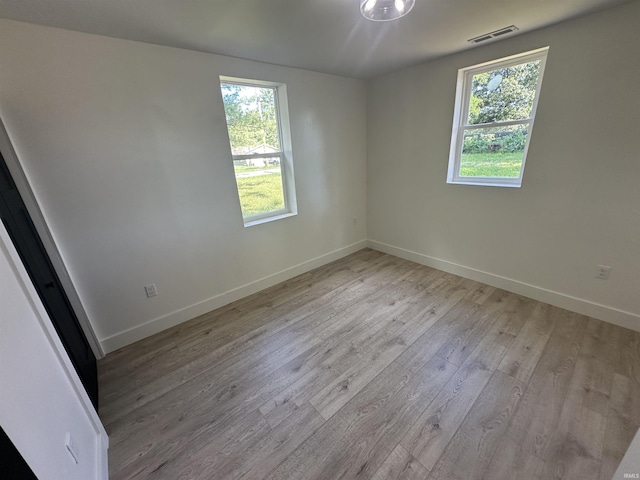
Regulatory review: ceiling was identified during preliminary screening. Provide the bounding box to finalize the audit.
[0,0,634,78]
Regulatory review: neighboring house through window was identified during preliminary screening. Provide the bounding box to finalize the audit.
[447,47,549,187]
[220,77,297,226]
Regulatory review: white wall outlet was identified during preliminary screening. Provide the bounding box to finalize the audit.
[65,432,79,464]
[144,283,158,298]
[352,217,357,226]
[595,265,611,280]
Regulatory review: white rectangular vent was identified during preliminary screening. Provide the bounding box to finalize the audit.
[468,25,519,44]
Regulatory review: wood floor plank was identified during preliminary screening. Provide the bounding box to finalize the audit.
[371,444,430,480]
[108,342,328,478]
[391,263,444,288]
[111,408,270,479]
[543,403,606,480]
[98,341,179,408]
[219,403,325,480]
[505,322,583,460]
[427,370,525,480]
[498,302,554,384]
[548,306,590,339]
[611,327,640,383]
[101,318,320,426]
[98,250,638,480]
[144,402,324,480]
[461,278,496,305]
[307,280,422,341]
[600,374,640,479]
[583,316,623,362]
[482,434,546,480]
[490,294,536,347]
[309,293,444,419]
[394,299,483,374]
[258,285,435,427]
[395,289,523,375]
[257,266,469,427]
[106,325,320,454]
[400,325,508,471]
[263,356,457,480]
[539,325,614,478]
[570,354,614,418]
[433,299,497,367]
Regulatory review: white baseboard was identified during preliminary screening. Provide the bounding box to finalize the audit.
[100,237,640,353]
[99,240,368,353]
[368,239,640,333]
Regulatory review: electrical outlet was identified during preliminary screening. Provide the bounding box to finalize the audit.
[144,283,158,298]
[595,265,611,280]
[352,217,357,226]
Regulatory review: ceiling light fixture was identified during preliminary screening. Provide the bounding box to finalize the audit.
[360,0,416,22]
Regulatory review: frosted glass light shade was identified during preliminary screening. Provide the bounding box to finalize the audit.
[360,0,416,21]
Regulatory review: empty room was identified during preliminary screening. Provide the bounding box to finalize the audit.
[1,0,639,479]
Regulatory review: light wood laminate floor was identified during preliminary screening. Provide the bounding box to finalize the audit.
[99,249,640,479]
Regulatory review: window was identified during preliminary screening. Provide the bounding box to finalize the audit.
[220,77,297,226]
[447,47,548,187]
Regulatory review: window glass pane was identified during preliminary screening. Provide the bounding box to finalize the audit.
[220,83,281,155]
[460,125,528,178]
[233,157,285,217]
[467,60,541,125]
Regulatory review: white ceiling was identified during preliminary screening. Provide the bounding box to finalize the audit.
[0,0,635,78]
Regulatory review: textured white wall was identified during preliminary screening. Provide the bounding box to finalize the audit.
[0,223,108,479]
[367,2,640,329]
[0,20,367,351]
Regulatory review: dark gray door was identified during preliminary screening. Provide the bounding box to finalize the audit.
[0,426,37,479]
[0,151,98,409]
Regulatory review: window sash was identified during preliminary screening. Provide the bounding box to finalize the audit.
[232,152,284,162]
[452,121,532,185]
[231,152,289,222]
[462,118,532,130]
[453,119,533,181]
[243,205,289,223]
[222,82,284,157]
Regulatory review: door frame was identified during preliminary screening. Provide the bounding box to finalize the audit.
[0,117,104,358]
[1,221,109,479]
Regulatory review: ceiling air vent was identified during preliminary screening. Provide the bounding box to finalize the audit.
[468,25,519,44]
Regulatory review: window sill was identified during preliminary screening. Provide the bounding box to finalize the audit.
[447,179,522,188]
[243,211,297,228]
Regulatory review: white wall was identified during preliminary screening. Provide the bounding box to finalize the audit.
[0,20,367,352]
[367,1,640,331]
[0,223,108,479]
[1,2,638,356]
[614,427,640,479]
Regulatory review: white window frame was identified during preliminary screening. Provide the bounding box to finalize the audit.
[220,76,297,227]
[447,47,549,187]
